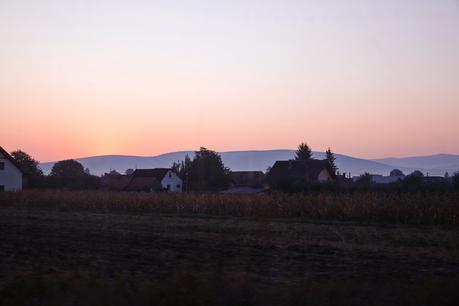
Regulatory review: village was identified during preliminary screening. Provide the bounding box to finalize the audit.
[1,145,457,193]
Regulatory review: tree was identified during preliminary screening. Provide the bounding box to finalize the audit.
[10,150,44,188]
[294,143,312,161]
[179,148,231,191]
[325,148,338,174]
[410,170,424,177]
[402,171,424,191]
[125,168,134,175]
[109,170,121,176]
[390,169,405,177]
[50,159,85,178]
[453,172,459,190]
[354,173,373,189]
[48,159,98,189]
[172,155,192,191]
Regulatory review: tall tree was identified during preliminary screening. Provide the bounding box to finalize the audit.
[294,142,312,161]
[10,150,44,188]
[172,156,191,179]
[50,159,85,178]
[183,148,231,191]
[325,148,338,174]
[48,159,96,189]
[452,172,459,190]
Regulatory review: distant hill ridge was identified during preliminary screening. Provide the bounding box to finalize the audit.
[39,150,459,177]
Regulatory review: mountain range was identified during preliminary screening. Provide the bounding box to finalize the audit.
[39,150,459,177]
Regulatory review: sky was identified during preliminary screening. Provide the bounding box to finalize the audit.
[1,0,458,162]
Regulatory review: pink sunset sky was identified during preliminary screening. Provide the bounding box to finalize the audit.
[1,0,458,162]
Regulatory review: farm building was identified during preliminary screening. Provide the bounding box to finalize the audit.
[101,168,182,192]
[0,146,23,191]
[267,159,335,185]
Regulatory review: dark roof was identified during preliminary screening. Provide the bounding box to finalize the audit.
[132,168,170,180]
[124,176,161,192]
[267,159,334,182]
[101,174,132,191]
[0,146,23,173]
[231,171,265,187]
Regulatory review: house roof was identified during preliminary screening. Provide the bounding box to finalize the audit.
[0,146,23,173]
[267,159,334,182]
[124,176,161,192]
[230,171,265,187]
[132,168,170,180]
[101,168,176,192]
[124,168,173,191]
[101,174,132,191]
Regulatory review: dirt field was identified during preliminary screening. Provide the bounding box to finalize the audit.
[1,203,458,305]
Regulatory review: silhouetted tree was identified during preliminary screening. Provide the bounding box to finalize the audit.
[410,170,424,177]
[390,169,405,177]
[354,173,373,189]
[402,171,424,191]
[48,159,99,189]
[172,157,191,177]
[453,172,459,190]
[109,170,120,175]
[325,148,337,174]
[294,143,312,161]
[10,150,44,188]
[125,168,134,175]
[186,148,231,191]
[50,159,85,178]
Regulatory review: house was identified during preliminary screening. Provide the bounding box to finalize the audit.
[104,168,182,192]
[223,171,267,193]
[0,146,23,191]
[267,159,335,185]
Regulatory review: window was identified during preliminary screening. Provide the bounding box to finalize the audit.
[169,172,172,178]
[167,184,170,190]
[0,185,4,191]
[176,184,181,189]
[0,162,4,170]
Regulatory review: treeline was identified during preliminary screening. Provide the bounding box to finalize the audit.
[10,150,100,190]
[272,174,459,194]
[9,145,459,193]
[10,147,233,191]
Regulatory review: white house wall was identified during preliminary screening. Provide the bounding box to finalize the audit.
[160,171,183,192]
[0,156,22,191]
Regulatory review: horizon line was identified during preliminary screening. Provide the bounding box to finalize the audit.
[38,149,459,164]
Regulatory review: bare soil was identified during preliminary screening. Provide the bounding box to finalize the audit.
[1,206,458,305]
